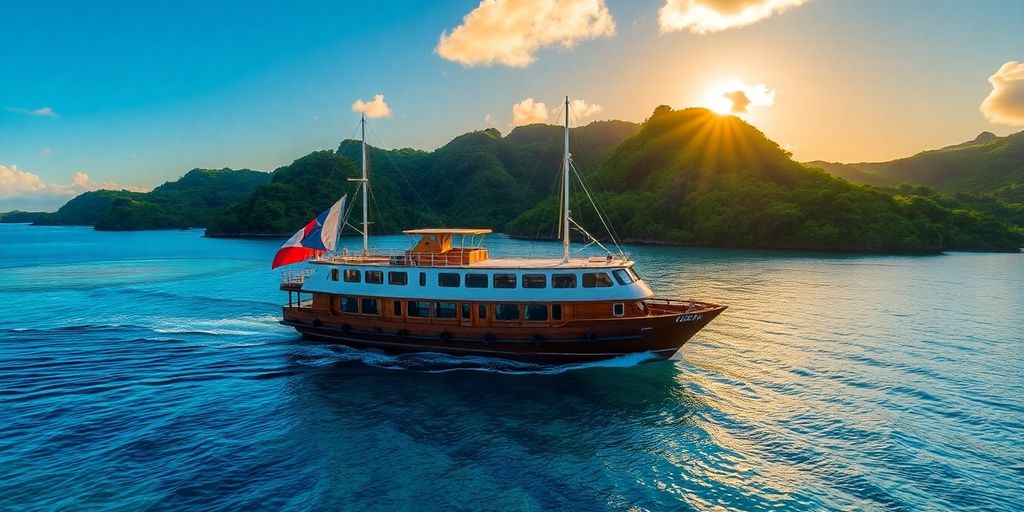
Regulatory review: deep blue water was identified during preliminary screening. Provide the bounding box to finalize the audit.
[1,224,1022,511]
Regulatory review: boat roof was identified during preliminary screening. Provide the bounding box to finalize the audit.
[402,228,492,235]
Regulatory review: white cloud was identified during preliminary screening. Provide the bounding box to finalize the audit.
[436,0,616,67]
[704,79,775,115]
[570,99,604,120]
[484,113,495,125]
[6,106,59,117]
[512,98,550,126]
[0,165,147,205]
[980,61,1024,126]
[659,0,810,34]
[0,165,47,199]
[39,147,53,156]
[351,94,392,118]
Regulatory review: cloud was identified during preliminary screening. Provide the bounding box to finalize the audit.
[0,164,147,204]
[351,94,392,118]
[436,0,616,67]
[570,99,604,120]
[512,98,550,126]
[659,0,810,34]
[484,113,496,125]
[980,61,1024,126]
[39,147,53,157]
[6,106,59,117]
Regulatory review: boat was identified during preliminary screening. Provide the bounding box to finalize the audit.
[278,97,726,363]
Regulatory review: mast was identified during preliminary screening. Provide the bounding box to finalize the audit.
[360,113,369,256]
[562,95,571,263]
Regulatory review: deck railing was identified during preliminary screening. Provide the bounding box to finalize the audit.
[281,268,315,287]
[315,251,480,268]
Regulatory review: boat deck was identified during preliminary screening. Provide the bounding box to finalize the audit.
[313,253,632,269]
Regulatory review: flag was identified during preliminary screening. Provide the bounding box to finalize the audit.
[271,195,346,269]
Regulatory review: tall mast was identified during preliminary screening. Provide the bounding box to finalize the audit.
[562,96,571,263]
[360,113,369,256]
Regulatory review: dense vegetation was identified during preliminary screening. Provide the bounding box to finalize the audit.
[37,109,1022,252]
[34,169,268,230]
[0,210,47,223]
[208,121,640,235]
[206,152,356,235]
[506,107,1022,252]
[808,130,1024,193]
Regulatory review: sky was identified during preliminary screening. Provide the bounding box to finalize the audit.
[2,0,1024,211]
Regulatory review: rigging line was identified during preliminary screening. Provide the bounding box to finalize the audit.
[569,218,614,255]
[363,119,444,228]
[570,160,623,255]
[565,100,631,247]
[518,101,566,194]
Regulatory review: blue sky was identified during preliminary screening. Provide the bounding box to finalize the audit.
[2,0,1023,210]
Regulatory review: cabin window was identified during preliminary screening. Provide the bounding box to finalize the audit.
[393,300,402,317]
[552,304,562,320]
[495,304,520,321]
[582,272,613,288]
[465,273,488,288]
[331,269,340,281]
[341,296,359,313]
[626,267,641,282]
[408,301,430,318]
[524,304,548,321]
[522,274,546,289]
[478,304,487,320]
[419,272,426,286]
[493,274,516,289]
[612,269,633,285]
[438,273,460,288]
[461,303,471,320]
[388,271,408,285]
[366,270,383,284]
[612,303,625,317]
[343,269,361,283]
[361,298,379,315]
[552,274,577,288]
[434,302,457,319]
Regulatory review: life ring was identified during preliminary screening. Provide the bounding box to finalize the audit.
[532,333,545,346]
[586,332,598,343]
[439,331,451,342]
[397,329,408,339]
[482,332,495,344]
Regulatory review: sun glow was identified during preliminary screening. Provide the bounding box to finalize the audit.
[701,79,776,116]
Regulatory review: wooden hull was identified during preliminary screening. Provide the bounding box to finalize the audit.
[282,302,725,364]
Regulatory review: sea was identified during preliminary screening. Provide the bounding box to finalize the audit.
[0,223,1021,511]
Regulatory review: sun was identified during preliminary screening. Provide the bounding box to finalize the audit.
[700,79,776,116]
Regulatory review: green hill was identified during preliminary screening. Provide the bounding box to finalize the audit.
[208,120,641,236]
[35,168,269,230]
[506,107,1022,252]
[206,152,355,235]
[808,130,1024,193]
[0,210,48,223]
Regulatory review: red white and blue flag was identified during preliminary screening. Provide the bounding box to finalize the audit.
[271,195,347,269]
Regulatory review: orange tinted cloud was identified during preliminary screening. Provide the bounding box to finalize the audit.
[659,0,810,34]
[436,0,616,67]
[980,61,1024,126]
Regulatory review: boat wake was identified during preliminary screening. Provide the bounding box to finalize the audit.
[292,343,661,374]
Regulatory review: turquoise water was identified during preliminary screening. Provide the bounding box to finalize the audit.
[1,224,1021,511]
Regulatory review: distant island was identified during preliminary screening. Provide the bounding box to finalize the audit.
[8,107,1022,253]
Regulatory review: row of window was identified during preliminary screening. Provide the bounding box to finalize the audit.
[337,297,567,321]
[329,268,640,289]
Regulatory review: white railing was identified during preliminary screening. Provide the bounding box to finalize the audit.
[281,268,315,286]
[315,251,481,268]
